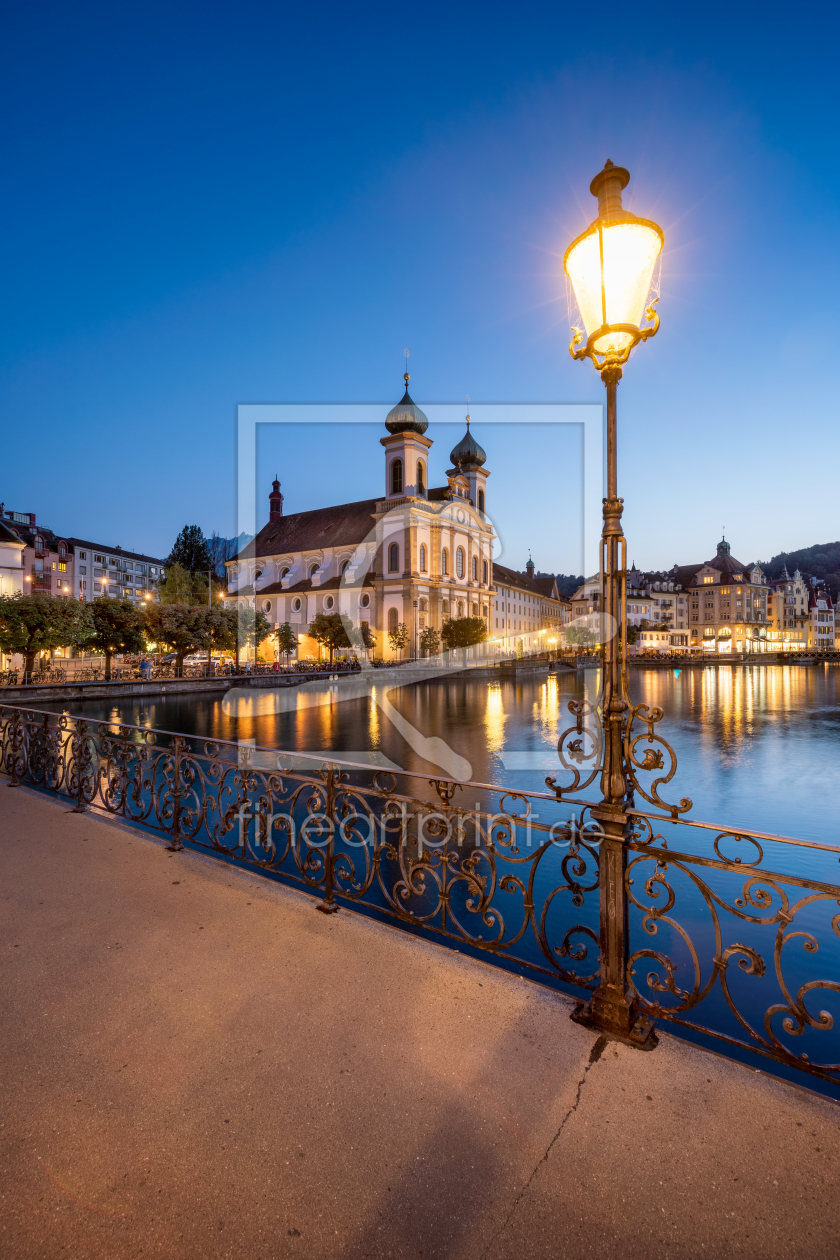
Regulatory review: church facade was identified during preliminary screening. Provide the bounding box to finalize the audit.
[224,379,497,659]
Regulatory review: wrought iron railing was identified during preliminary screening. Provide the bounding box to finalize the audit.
[1,702,838,1088]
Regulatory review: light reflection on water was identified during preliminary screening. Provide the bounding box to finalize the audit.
[49,663,840,845]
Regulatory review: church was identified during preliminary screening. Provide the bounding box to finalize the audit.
[224,377,497,659]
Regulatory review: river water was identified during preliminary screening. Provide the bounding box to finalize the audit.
[51,663,840,844]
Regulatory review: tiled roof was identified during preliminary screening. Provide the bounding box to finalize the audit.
[67,538,165,564]
[0,520,25,546]
[493,563,565,602]
[236,499,381,560]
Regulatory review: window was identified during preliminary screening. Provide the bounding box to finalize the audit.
[263,600,272,612]
[703,576,714,584]
[58,562,66,572]
[388,542,399,572]
[79,565,86,575]
[391,458,403,495]
[441,548,449,575]
[292,597,302,612]
[360,593,370,608]
[308,563,318,578]
[471,556,478,580]
[483,560,488,584]
[419,544,427,572]
[340,559,349,575]
[456,547,465,579]
[324,595,334,610]
[388,607,398,632]
[150,566,157,576]
[417,462,425,494]
[280,567,290,578]
[137,564,145,574]
[478,489,485,514]
[78,551,86,560]
[94,554,104,564]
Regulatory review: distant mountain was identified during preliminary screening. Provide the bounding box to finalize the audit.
[208,531,253,578]
[536,571,584,599]
[757,542,840,597]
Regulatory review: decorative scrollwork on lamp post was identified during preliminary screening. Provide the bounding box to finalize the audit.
[549,159,690,1046]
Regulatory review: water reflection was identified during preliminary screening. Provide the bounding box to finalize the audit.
[44,664,840,843]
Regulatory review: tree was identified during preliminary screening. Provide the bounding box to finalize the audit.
[144,604,213,670]
[420,626,440,657]
[235,606,272,664]
[86,597,147,680]
[275,622,298,661]
[309,612,352,663]
[359,620,374,657]
[0,594,92,675]
[387,621,409,659]
[167,525,212,574]
[564,624,596,647]
[440,617,487,651]
[158,562,213,606]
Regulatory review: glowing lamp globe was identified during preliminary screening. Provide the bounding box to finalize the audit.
[564,161,663,371]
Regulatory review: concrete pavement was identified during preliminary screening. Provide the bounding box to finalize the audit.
[1,784,838,1259]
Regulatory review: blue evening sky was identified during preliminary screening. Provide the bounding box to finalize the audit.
[1,1,838,572]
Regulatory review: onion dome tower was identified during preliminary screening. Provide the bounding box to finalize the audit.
[448,416,486,469]
[385,373,429,435]
[446,412,490,516]
[381,372,433,500]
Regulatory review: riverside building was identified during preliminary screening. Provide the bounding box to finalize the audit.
[0,506,165,604]
[225,381,497,660]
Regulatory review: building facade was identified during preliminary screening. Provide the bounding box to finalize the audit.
[225,384,497,660]
[0,507,165,605]
[673,539,770,654]
[767,568,810,651]
[492,559,569,653]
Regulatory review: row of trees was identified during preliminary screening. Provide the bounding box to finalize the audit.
[0,590,496,677]
[0,594,274,676]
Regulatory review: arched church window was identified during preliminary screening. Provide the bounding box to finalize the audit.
[417,462,425,494]
[482,559,488,584]
[472,556,478,581]
[388,607,398,632]
[280,567,289,578]
[419,544,427,572]
[441,548,449,575]
[391,459,403,495]
[388,542,399,572]
[478,489,485,514]
[456,548,465,579]
[309,563,319,578]
[340,559,348,576]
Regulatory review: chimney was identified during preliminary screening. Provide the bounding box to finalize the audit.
[269,477,284,522]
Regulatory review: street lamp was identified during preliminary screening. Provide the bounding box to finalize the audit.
[559,160,675,1046]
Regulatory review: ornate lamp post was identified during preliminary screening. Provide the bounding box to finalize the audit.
[559,160,678,1044]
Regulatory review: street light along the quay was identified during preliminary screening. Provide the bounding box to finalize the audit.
[556,161,685,1047]
[564,160,662,374]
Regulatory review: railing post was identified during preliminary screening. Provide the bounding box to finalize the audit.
[316,765,339,914]
[166,736,184,852]
[71,718,89,813]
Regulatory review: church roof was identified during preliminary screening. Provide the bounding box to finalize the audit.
[236,498,381,561]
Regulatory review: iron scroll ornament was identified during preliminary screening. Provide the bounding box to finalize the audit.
[569,298,660,374]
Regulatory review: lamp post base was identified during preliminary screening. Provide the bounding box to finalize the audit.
[571,1000,658,1051]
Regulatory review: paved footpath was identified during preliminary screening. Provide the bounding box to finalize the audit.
[1,785,838,1259]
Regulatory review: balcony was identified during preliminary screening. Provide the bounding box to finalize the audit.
[31,573,51,591]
